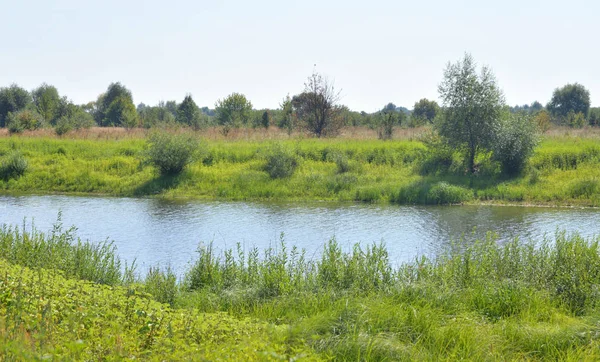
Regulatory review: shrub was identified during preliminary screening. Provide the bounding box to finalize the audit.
[566,111,586,128]
[418,131,456,175]
[55,116,73,136]
[6,109,44,133]
[492,113,539,176]
[146,132,199,175]
[427,181,471,204]
[263,144,298,179]
[0,151,28,180]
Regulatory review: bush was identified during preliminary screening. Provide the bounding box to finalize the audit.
[263,144,298,179]
[0,151,28,180]
[6,109,44,133]
[55,116,73,136]
[427,181,471,204]
[146,132,199,175]
[419,131,456,175]
[492,113,539,176]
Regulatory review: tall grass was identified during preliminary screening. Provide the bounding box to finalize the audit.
[3,218,600,360]
[1,134,600,205]
[0,215,131,285]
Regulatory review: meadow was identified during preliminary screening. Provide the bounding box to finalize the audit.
[0,126,600,206]
[3,220,600,360]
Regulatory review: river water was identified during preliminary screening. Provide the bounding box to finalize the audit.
[1,195,599,276]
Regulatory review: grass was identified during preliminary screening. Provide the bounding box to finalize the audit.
[0,127,599,206]
[3,221,600,360]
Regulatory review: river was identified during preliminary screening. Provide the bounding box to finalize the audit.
[1,195,599,276]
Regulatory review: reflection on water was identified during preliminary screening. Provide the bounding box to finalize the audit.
[1,195,599,276]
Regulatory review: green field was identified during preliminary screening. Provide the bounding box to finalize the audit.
[1,130,600,206]
[3,222,600,360]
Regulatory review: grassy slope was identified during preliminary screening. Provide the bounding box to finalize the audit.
[4,222,600,360]
[0,258,318,361]
[0,132,599,206]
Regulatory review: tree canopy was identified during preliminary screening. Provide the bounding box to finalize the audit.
[437,53,505,174]
[96,82,136,126]
[215,93,253,133]
[0,84,32,128]
[547,83,590,120]
[412,98,439,124]
[292,72,342,137]
[32,84,61,125]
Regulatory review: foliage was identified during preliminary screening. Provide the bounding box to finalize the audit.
[437,53,505,174]
[263,143,298,179]
[32,83,61,124]
[215,92,253,135]
[176,95,205,130]
[2,135,600,206]
[566,111,586,128]
[96,82,137,127]
[0,218,126,285]
[0,258,316,361]
[547,83,591,121]
[7,109,45,133]
[146,132,199,175]
[412,98,440,124]
[492,112,539,176]
[589,108,600,127]
[293,72,343,137]
[106,96,138,129]
[535,109,552,132]
[139,102,176,128]
[0,151,28,180]
[0,84,31,128]
[278,95,295,135]
[376,102,403,140]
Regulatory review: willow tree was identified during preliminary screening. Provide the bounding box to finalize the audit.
[437,53,504,174]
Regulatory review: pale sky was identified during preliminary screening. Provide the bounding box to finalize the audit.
[1,0,598,113]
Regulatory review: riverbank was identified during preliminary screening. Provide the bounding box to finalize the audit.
[2,222,600,360]
[1,129,599,206]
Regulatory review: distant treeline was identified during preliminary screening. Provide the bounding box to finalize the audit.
[0,77,597,137]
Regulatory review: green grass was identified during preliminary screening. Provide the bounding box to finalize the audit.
[1,133,600,205]
[3,221,600,360]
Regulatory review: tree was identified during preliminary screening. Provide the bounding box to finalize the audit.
[437,53,505,174]
[492,112,539,175]
[377,103,404,140]
[278,95,295,135]
[176,95,202,128]
[32,84,61,125]
[547,83,590,121]
[95,82,136,126]
[105,96,138,128]
[215,93,253,135]
[412,98,440,124]
[0,84,31,128]
[261,110,270,129]
[293,72,342,137]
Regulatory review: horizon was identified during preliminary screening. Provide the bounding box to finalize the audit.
[1,0,598,113]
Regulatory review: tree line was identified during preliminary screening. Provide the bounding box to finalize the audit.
[0,68,597,137]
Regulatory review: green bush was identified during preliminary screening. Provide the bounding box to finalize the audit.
[146,132,199,175]
[6,109,44,133]
[492,113,539,176]
[54,116,73,136]
[0,151,28,180]
[427,181,471,204]
[263,144,298,179]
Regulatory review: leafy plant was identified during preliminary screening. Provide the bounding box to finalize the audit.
[146,132,199,175]
[0,151,28,180]
[492,113,539,176]
[263,144,298,179]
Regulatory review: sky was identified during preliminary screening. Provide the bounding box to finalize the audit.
[1,0,598,113]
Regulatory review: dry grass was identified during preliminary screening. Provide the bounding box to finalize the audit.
[0,126,431,141]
